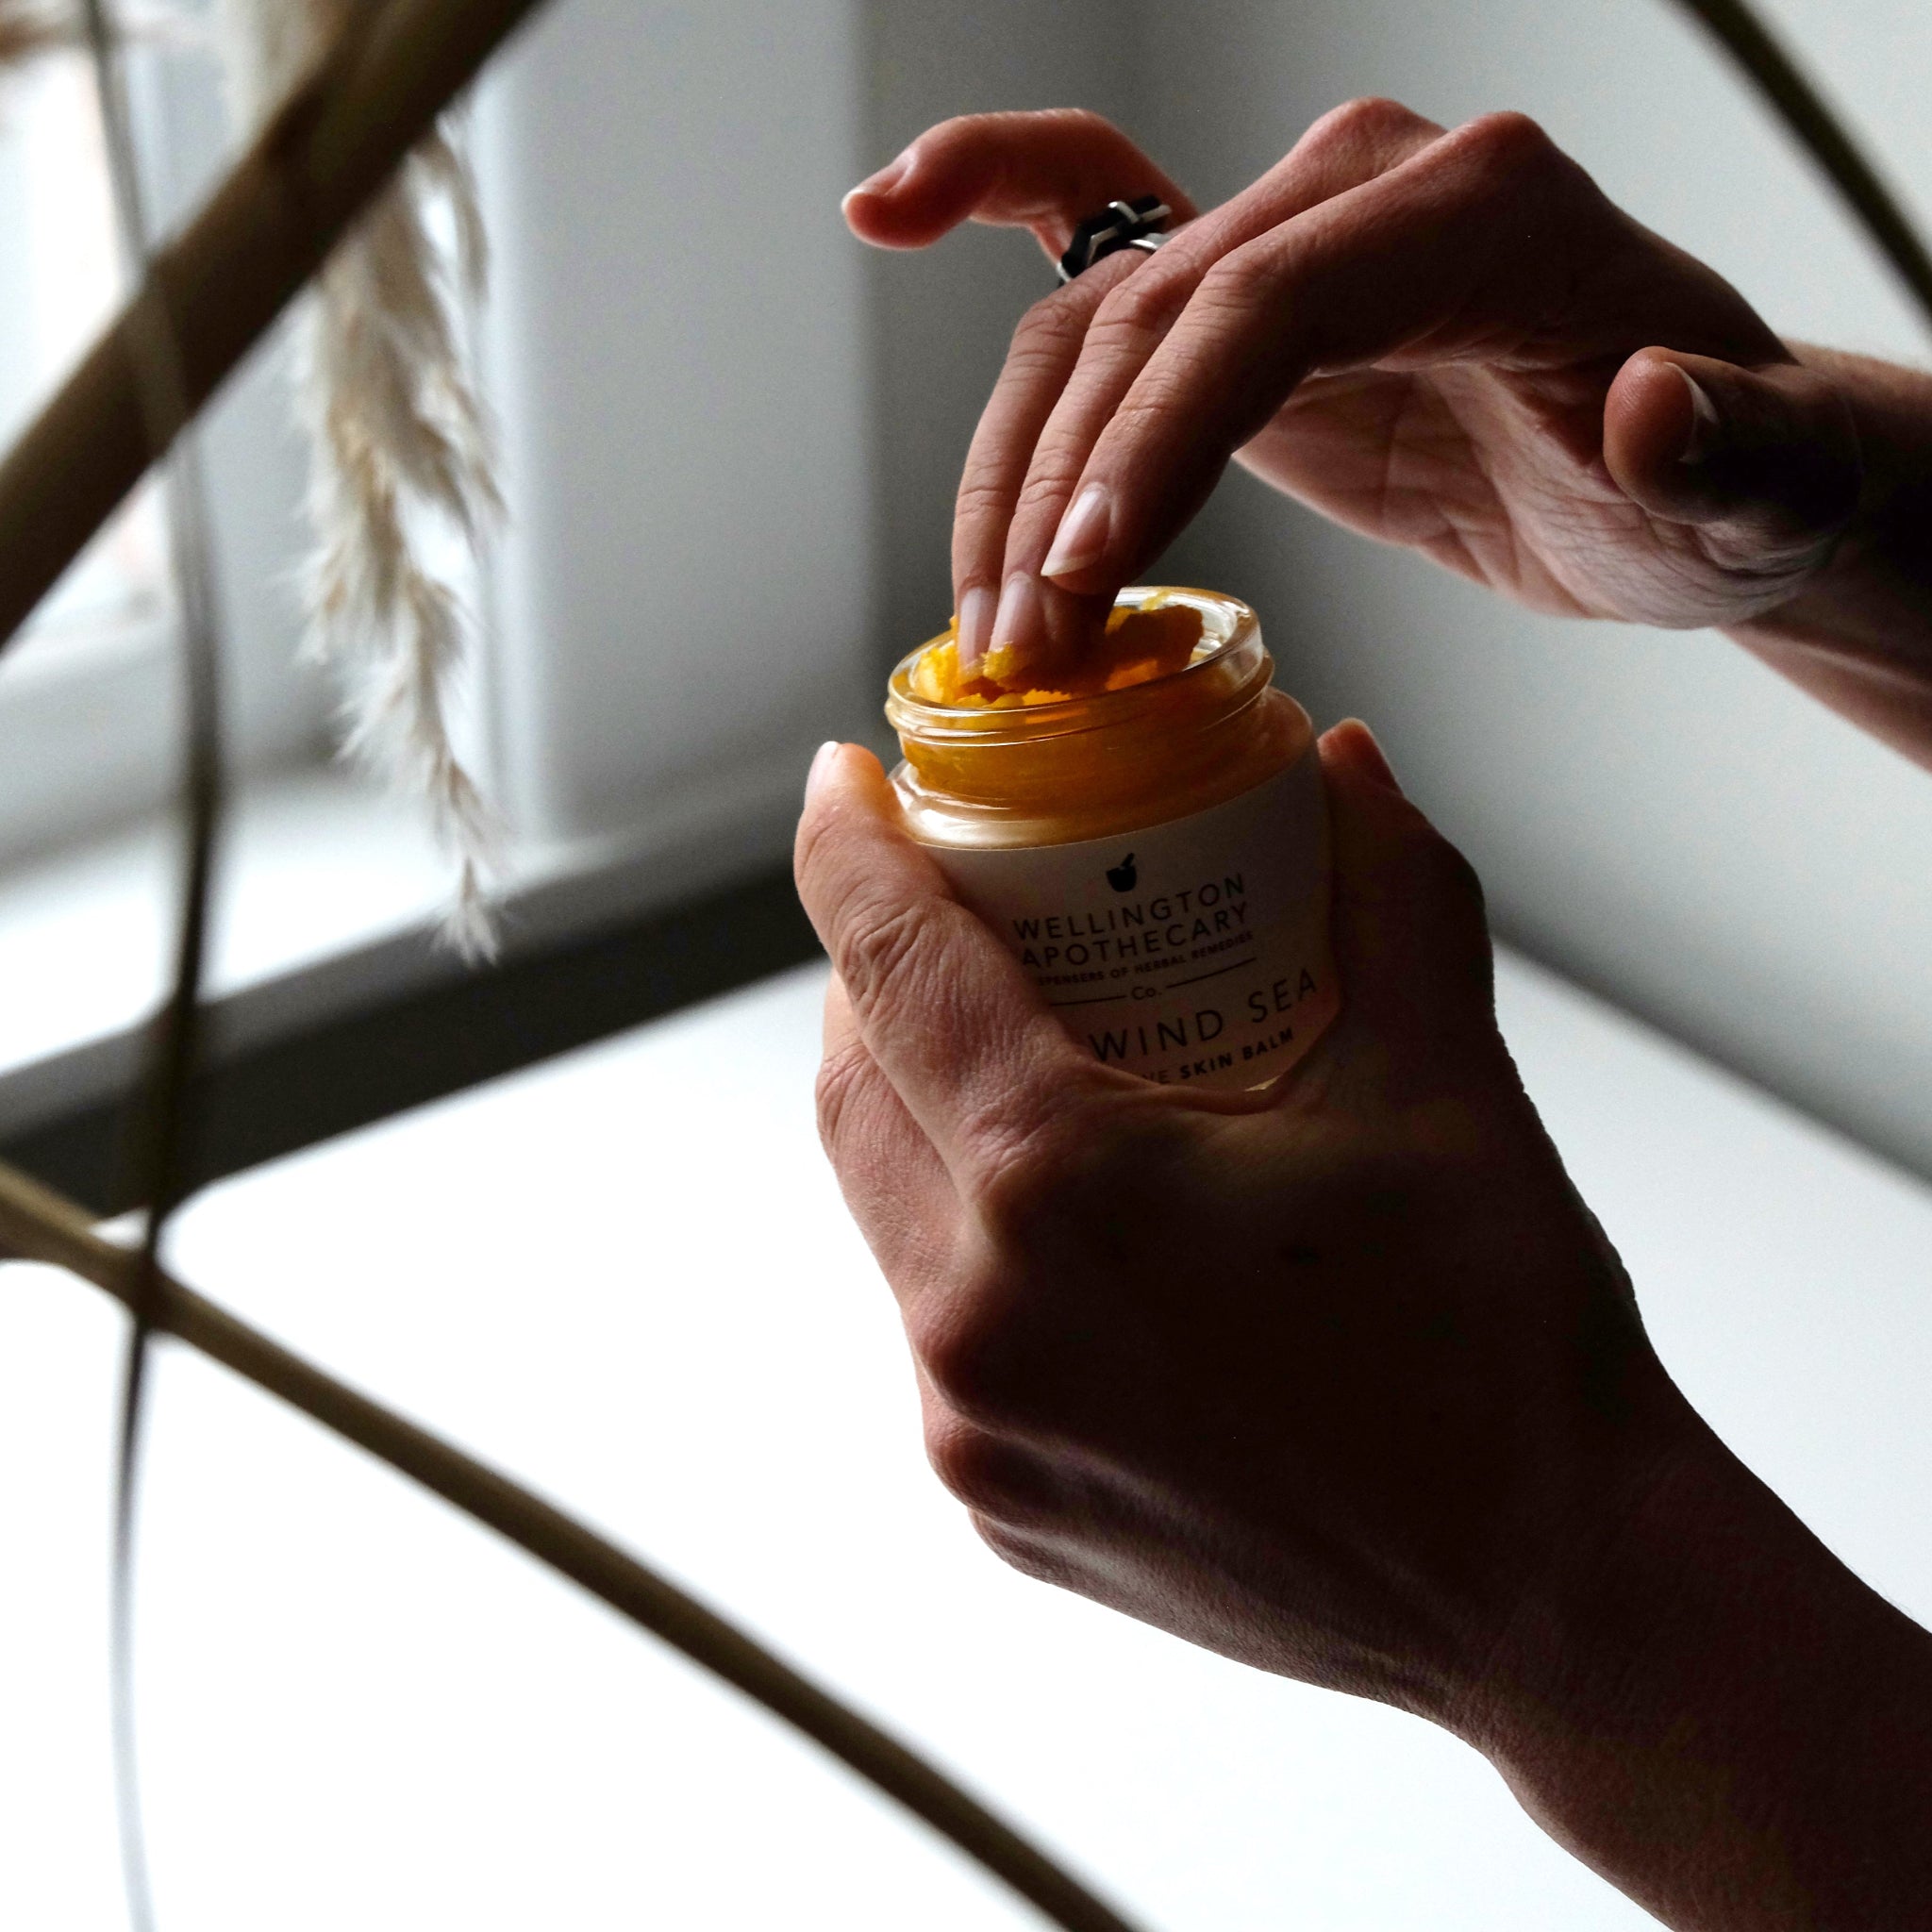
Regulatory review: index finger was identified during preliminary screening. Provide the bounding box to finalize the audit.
[842,108,1196,261]
[793,743,1099,1185]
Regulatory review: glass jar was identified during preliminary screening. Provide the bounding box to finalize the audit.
[886,586,1337,1091]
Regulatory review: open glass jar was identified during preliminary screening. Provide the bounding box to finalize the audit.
[887,586,1338,1091]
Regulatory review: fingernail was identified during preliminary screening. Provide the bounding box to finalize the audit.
[1675,366,1722,464]
[989,571,1041,672]
[805,741,841,805]
[957,584,996,675]
[1041,482,1111,581]
[841,146,915,209]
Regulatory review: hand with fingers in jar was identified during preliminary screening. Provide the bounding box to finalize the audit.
[803,102,1932,1928]
[844,101,1932,757]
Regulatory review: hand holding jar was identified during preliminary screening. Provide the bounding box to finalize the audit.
[795,723,1932,1927]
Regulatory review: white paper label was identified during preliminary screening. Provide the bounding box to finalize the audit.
[926,755,1338,1091]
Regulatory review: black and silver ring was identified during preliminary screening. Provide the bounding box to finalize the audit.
[1056,194,1172,283]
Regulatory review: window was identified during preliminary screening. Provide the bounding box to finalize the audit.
[0,54,169,663]
[0,36,324,869]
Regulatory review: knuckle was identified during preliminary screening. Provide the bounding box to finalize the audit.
[999,341,1080,400]
[954,474,1016,531]
[1452,108,1558,178]
[986,105,1123,150]
[969,1153,1066,1258]
[1193,242,1271,315]
[962,1100,1157,1263]
[1050,106,1124,143]
[972,1515,1061,1583]
[1010,291,1087,361]
[1306,94,1427,153]
[917,1109,1179,1423]
[934,108,1111,158]
[965,1114,1091,1255]
[1011,462,1087,524]
[1439,840,1489,922]
[1389,813,1488,924]
[812,1035,874,1159]
[1394,824,1495,1003]
[830,893,932,1026]
[1102,384,1190,452]
[1091,263,1191,341]
[1174,251,1267,338]
[924,1416,1030,1519]
[1420,824,1487,914]
[930,110,1000,143]
[910,1291,1024,1424]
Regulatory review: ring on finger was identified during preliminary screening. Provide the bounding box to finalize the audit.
[1056,195,1171,283]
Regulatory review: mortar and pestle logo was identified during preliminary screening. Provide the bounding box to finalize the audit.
[1106,853,1137,893]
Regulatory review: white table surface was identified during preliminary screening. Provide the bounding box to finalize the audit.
[5,950,1931,1930]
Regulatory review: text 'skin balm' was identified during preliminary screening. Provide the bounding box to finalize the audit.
[887,586,1338,1091]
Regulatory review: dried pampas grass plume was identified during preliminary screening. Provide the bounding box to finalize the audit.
[218,0,501,957]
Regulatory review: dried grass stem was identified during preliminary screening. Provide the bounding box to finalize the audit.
[0,1158,1146,1932]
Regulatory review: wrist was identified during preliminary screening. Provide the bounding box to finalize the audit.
[1441,1389,1721,1751]
[1729,345,1932,669]
[1459,1412,1932,1927]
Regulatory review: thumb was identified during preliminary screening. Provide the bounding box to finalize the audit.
[1318,722,1498,1059]
[1603,350,1861,596]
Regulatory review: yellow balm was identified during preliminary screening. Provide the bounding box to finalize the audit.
[910,600,1207,707]
[888,586,1339,1091]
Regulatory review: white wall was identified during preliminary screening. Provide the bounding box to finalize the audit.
[474,0,878,858]
[1138,0,1932,1178]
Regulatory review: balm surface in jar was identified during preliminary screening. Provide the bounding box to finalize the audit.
[887,586,1338,1091]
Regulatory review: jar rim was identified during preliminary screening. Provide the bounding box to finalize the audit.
[886,585,1261,745]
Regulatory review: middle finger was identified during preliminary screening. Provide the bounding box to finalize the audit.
[952,249,1144,675]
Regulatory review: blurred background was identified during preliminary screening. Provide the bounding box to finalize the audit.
[2,3,1930,1927]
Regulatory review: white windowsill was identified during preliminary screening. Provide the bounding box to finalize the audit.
[0,752,812,1140]
[1,766,450,1076]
